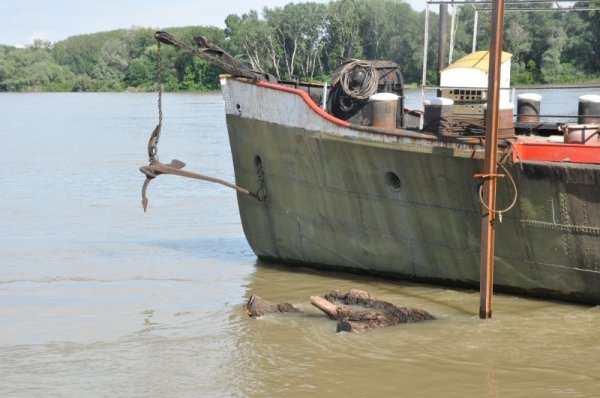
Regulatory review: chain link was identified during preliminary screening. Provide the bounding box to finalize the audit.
[148,40,164,162]
[157,41,163,127]
[154,31,273,82]
[148,31,271,164]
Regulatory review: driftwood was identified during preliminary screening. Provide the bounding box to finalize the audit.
[244,289,434,333]
[311,289,435,333]
[244,294,299,317]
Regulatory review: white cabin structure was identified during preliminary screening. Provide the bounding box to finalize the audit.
[439,51,512,114]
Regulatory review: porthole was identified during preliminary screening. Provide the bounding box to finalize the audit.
[385,171,402,191]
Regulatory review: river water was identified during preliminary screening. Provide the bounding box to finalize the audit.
[0,90,598,397]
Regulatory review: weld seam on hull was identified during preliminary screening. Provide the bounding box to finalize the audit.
[522,259,600,274]
[520,219,600,236]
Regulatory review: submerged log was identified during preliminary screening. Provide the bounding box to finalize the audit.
[244,294,299,317]
[244,289,434,333]
[311,289,435,333]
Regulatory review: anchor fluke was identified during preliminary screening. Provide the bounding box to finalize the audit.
[169,159,186,169]
[141,177,151,212]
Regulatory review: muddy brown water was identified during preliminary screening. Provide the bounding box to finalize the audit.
[0,91,598,397]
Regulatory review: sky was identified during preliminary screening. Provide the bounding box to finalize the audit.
[0,0,425,47]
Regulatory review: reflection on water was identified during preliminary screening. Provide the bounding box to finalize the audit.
[0,92,598,397]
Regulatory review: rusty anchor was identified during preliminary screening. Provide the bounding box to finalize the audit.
[139,35,263,213]
[140,123,260,212]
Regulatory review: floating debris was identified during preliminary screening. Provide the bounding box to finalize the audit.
[245,289,434,333]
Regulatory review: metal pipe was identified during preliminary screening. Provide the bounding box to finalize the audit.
[448,6,459,65]
[438,4,449,83]
[420,3,431,130]
[486,7,600,12]
[449,5,456,64]
[472,9,478,52]
[511,87,516,108]
[479,0,505,320]
[427,0,594,5]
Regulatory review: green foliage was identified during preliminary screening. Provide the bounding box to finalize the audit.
[511,61,535,85]
[179,57,220,91]
[225,11,276,75]
[324,0,364,68]
[0,45,74,91]
[125,57,154,88]
[52,30,126,75]
[1,1,599,92]
[93,39,129,84]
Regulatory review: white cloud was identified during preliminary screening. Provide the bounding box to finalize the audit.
[28,31,51,45]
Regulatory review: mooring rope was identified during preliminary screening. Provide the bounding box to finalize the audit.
[333,60,379,101]
[478,161,519,223]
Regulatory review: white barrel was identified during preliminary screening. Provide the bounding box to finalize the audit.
[369,93,399,129]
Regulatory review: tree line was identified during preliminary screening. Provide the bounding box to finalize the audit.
[1,0,599,92]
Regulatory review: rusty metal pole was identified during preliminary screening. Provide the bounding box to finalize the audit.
[479,0,505,320]
[437,4,448,95]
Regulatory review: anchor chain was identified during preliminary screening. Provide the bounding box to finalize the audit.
[154,31,276,82]
[139,35,261,212]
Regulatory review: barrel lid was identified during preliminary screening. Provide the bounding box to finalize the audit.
[578,94,600,103]
[517,93,542,101]
[369,92,399,101]
[423,97,454,106]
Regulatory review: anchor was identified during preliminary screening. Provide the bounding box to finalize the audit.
[139,154,186,212]
[140,153,259,213]
[139,37,261,212]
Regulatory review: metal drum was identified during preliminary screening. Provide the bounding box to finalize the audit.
[517,93,542,123]
[578,94,600,124]
[483,102,515,138]
[562,124,600,146]
[423,97,453,133]
[369,92,398,129]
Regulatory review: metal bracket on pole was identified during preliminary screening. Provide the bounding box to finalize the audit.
[473,173,505,180]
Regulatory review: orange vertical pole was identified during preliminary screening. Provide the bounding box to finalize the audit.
[479,0,505,320]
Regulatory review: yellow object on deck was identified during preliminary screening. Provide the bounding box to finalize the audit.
[442,51,512,72]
